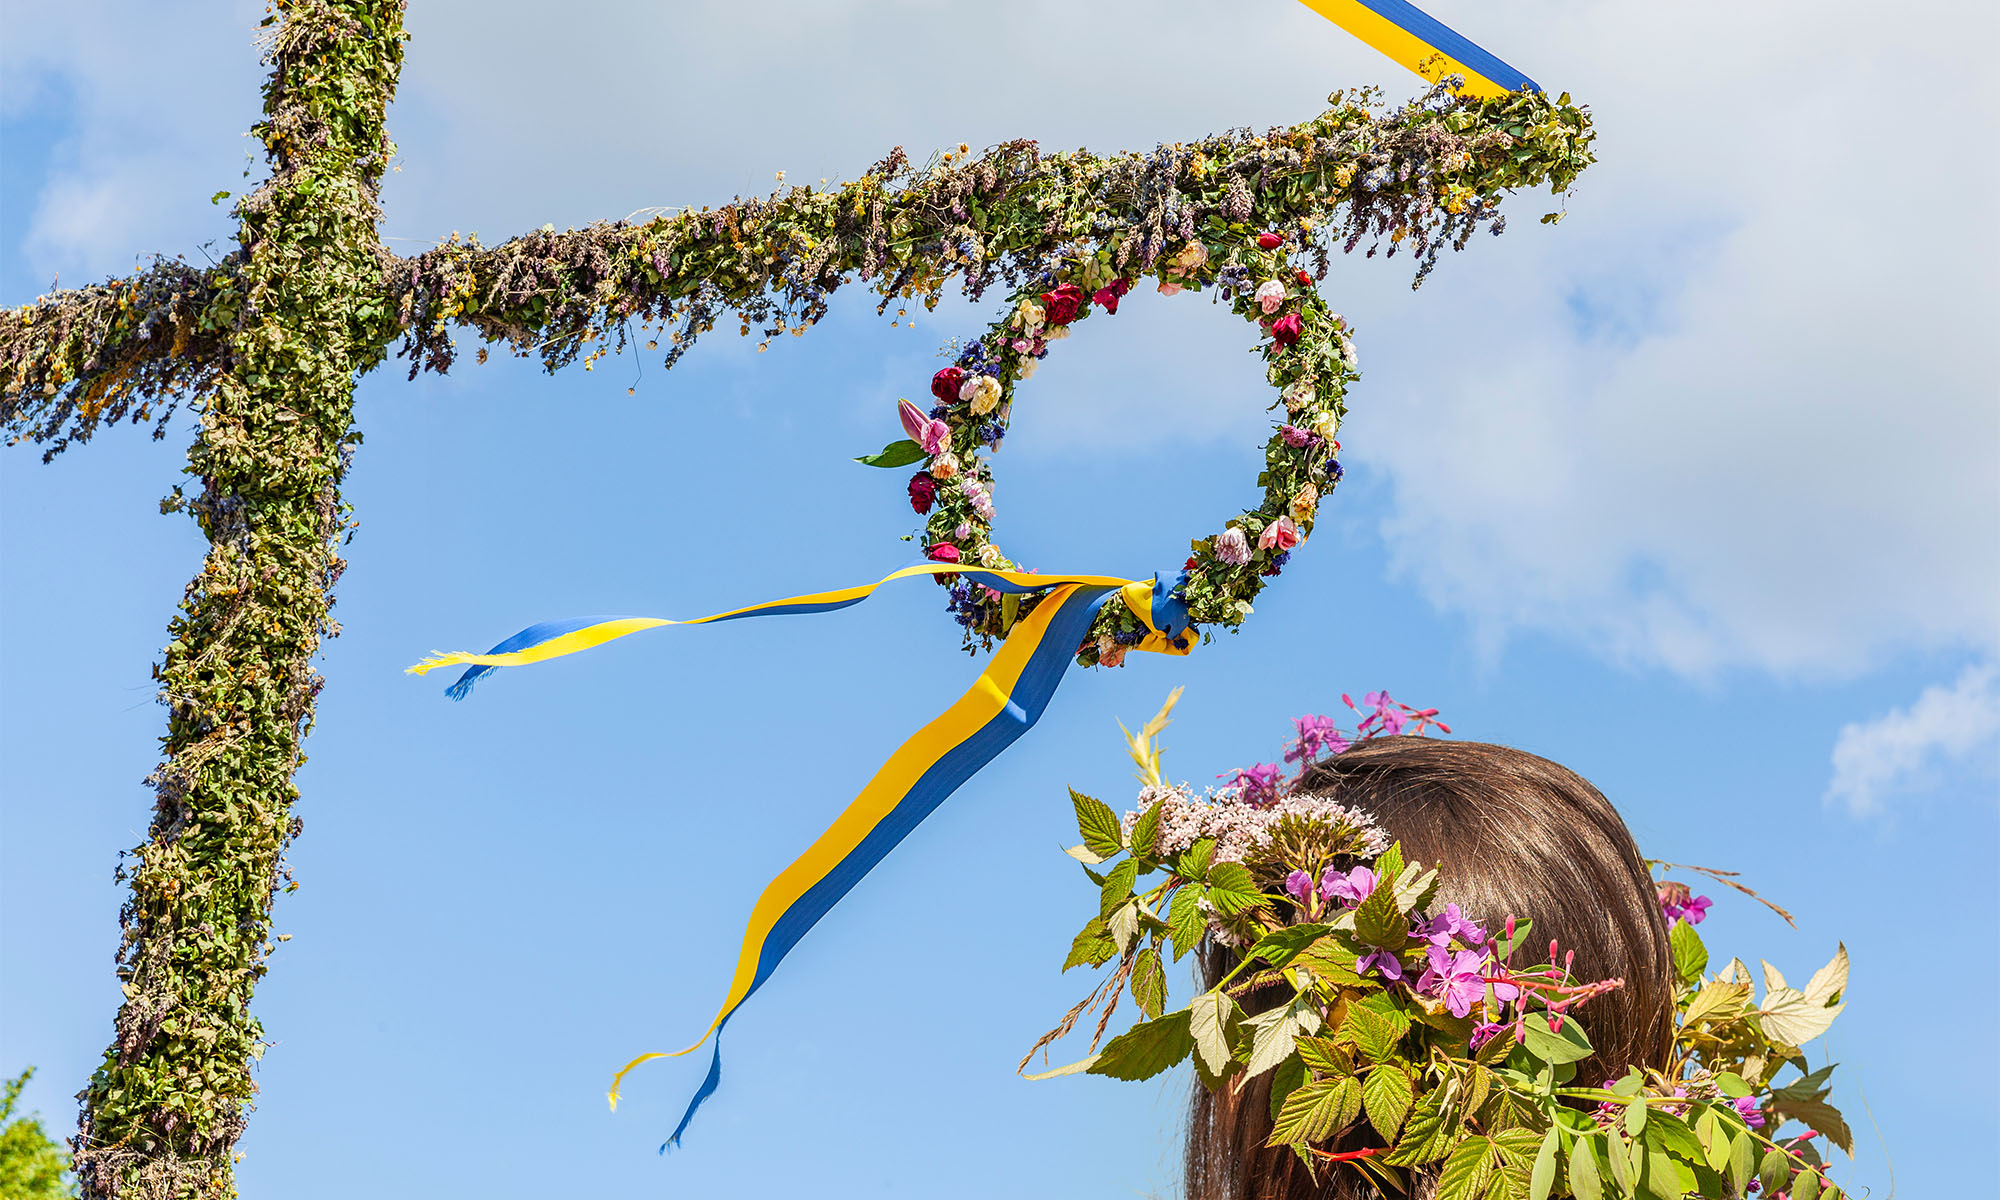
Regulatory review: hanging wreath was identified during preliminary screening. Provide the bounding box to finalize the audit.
[866,229,1353,666]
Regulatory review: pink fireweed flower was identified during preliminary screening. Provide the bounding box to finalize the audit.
[1214,526,1251,566]
[1285,713,1350,764]
[898,398,950,455]
[1732,1096,1767,1129]
[1258,516,1302,551]
[1347,689,1407,737]
[1420,903,1486,948]
[1470,1022,1508,1050]
[1286,870,1314,903]
[1255,280,1288,314]
[1218,763,1284,806]
[1417,946,1517,1019]
[1357,947,1404,982]
[1320,865,1376,905]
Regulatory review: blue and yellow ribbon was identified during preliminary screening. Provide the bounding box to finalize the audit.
[408,564,1193,1147]
[1300,0,1540,98]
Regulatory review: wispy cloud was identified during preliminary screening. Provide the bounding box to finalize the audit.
[1826,663,2000,816]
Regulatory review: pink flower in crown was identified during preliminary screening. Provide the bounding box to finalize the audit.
[1214,526,1251,566]
[898,398,950,455]
[1320,865,1376,905]
[1219,763,1283,806]
[1157,280,1184,297]
[1418,945,1518,1019]
[1255,280,1288,315]
[1271,313,1304,348]
[926,543,961,564]
[1278,424,1318,448]
[1258,516,1301,551]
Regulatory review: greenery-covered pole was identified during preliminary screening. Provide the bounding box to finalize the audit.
[65,3,404,1196]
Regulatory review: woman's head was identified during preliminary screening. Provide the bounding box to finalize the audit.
[1186,736,1674,1200]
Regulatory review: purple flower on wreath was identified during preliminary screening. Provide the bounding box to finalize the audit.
[1279,424,1320,448]
[1417,945,1517,1019]
[1325,459,1345,484]
[1320,865,1377,905]
[1419,903,1486,948]
[1731,1096,1767,1130]
[1470,1022,1508,1051]
[978,421,1005,448]
[1357,946,1404,982]
[1285,870,1315,903]
[1285,713,1351,764]
[1219,762,1284,806]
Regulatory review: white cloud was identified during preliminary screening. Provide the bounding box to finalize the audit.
[1826,663,2000,815]
[7,0,1995,679]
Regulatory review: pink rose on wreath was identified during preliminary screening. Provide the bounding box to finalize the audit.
[1092,278,1131,315]
[1258,515,1301,551]
[1271,313,1304,348]
[1255,280,1288,315]
[931,367,965,404]
[907,473,937,514]
[1157,280,1183,297]
[1256,231,1285,250]
[1214,526,1251,566]
[927,543,962,564]
[1040,283,1085,325]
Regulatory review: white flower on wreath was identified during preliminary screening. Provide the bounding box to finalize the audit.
[960,373,1004,415]
[977,543,1007,569]
[1013,299,1045,331]
[1255,280,1287,315]
[1311,411,1339,442]
[1016,358,1037,381]
[930,452,961,480]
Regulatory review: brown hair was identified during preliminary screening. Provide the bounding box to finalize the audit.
[1185,736,1675,1200]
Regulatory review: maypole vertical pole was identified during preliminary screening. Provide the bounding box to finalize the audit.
[70,3,405,1196]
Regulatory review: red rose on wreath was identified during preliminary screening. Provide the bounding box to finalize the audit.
[1296,268,1314,286]
[927,543,962,563]
[931,366,965,404]
[1271,313,1304,348]
[1040,283,1085,325]
[908,473,937,514]
[1257,231,1285,250]
[1091,278,1132,315]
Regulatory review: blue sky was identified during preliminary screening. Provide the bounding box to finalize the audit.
[3,1,1995,1196]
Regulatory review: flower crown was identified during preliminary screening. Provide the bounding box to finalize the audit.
[1027,690,1854,1200]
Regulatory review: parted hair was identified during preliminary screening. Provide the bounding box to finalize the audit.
[1185,736,1675,1200]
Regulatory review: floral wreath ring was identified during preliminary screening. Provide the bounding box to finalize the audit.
[861,228,1357,666]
